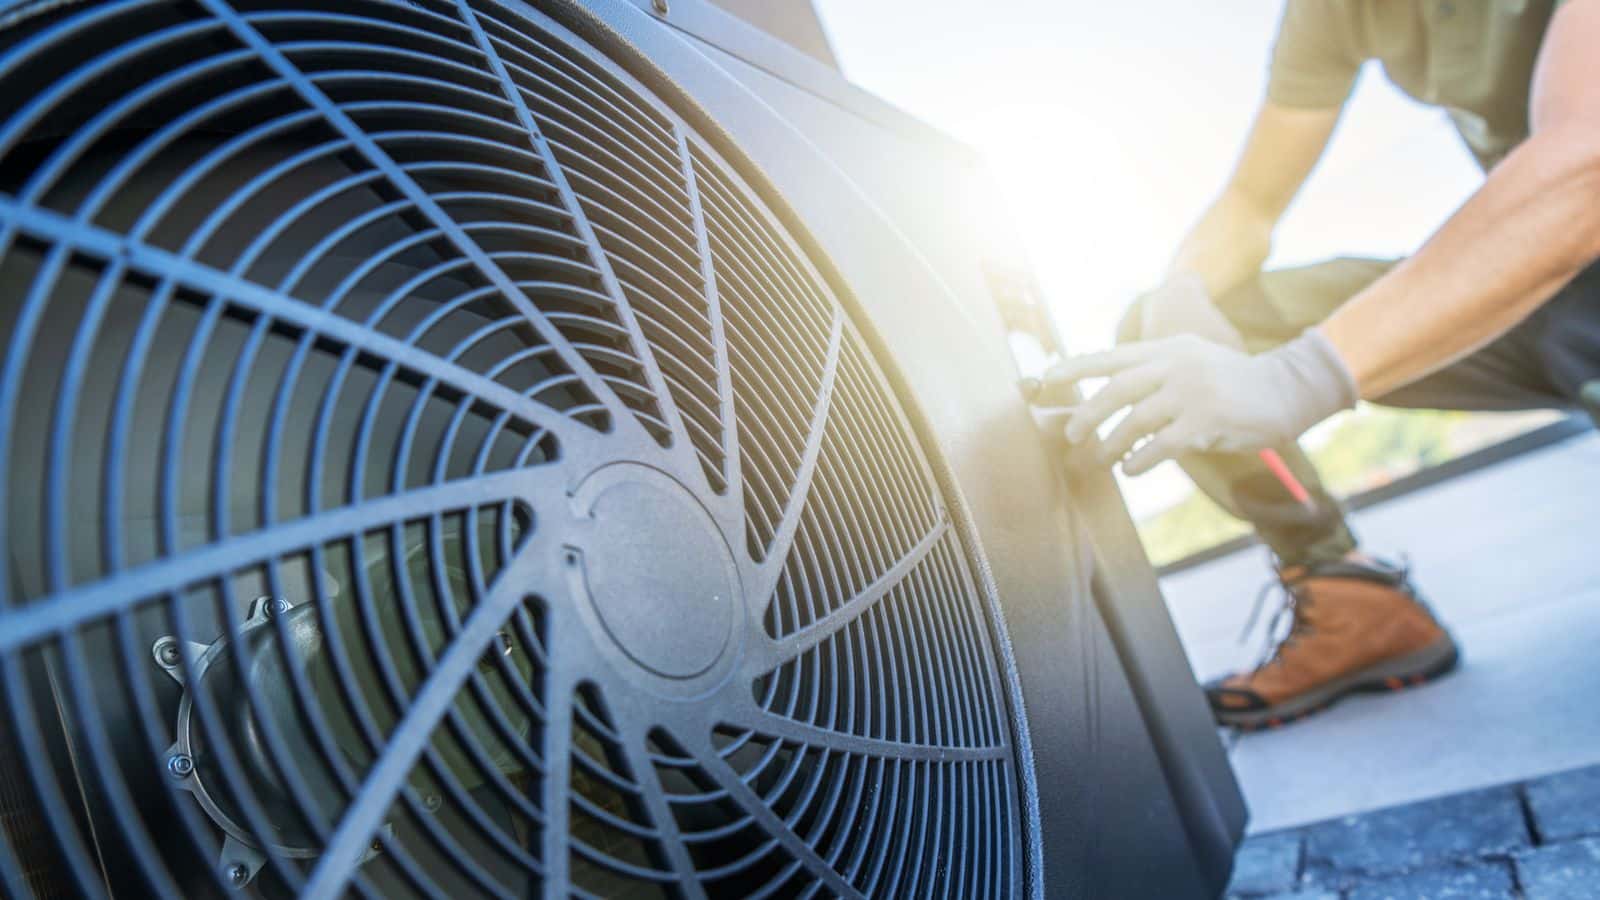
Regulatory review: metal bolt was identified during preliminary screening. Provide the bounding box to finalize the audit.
[167,753,194,779]
[226,863,249,888]
[252,595,292,621]
[424,794,441,812]
[651,0,669,14]
[154,638,180,667]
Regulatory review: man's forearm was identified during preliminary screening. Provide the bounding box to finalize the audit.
[1169,189,1276,299]
[1170,102,1344,299]
[1322,128,1600,398]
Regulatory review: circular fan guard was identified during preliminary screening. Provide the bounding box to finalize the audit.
[0,1,1027,897]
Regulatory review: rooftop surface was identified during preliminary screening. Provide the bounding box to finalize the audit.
[1224,762,1600,898]
[1163,429,1600,835]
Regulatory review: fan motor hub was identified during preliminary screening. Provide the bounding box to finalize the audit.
[568,464,741,683]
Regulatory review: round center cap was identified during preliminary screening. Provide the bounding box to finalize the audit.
[575,473,738,680]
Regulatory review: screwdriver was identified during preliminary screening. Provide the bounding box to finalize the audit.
[1257,448,1316,513]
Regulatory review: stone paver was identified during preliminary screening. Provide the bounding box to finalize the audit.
[1302,786,1529,886]
[1226,764,1600,899]
[1524,764,1600,842]
[1515,836,1600,900]
[1342,861,1515,900]
[1227,831,1302,896]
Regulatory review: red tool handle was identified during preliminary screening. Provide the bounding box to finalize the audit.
[1258,448,1315,512]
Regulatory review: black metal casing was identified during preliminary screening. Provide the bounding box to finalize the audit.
[595,1,1249,896]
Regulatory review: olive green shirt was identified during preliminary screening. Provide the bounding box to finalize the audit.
[1269,0,1564,169]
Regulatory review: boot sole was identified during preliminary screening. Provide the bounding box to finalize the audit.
[1215,634,1460,732]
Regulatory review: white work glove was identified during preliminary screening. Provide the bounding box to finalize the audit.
[1042,329,1359,476]
[1138,271,1246,349]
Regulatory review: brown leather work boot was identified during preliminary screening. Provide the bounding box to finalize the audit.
[1206,557,1458,730]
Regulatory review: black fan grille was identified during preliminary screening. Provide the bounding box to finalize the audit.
[0,1,1026,897]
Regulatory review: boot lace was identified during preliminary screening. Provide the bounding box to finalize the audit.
[1238,562,1316,670]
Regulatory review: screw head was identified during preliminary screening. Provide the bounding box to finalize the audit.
[424,794,441,812]
[253,595,292,621]
[226,863,249,887]
[652,0,668,14]
[167,753,194,779]
[154,638,180,667]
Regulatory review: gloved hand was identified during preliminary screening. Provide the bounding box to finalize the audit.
[1042,329,1359,476]
[1137,271,1246,349]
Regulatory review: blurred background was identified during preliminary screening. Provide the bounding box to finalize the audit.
[810,0,1563,566]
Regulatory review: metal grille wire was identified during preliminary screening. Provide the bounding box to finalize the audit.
[0,1,1026,896]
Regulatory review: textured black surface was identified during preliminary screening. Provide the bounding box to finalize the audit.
[1229,763,1600,899]
[1342,862,1515,900]
[1523,762,1600,844]
[1229,831,1302,896]
[1300,787,1528,887]
[0,1,1024,896]
[1514,836,1600,900]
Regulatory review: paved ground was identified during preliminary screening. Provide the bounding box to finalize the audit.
[1226,763,1600,899]
[1161,432,1600,834]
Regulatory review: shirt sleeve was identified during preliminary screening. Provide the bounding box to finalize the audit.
[1267,0,1365,109]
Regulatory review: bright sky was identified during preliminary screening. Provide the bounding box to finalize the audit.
[812,0,1486,515]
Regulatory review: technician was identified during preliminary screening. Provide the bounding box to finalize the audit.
[1042,0,1600,730]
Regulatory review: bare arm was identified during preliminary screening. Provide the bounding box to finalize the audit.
[1322,0,1600,398]
[1172,101,1343,298]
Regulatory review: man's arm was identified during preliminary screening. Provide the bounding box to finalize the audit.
[1136,101,1344,350]
[1323,0,1600,397]
[1172,102,1343,298]
[1042,0,1600,476]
